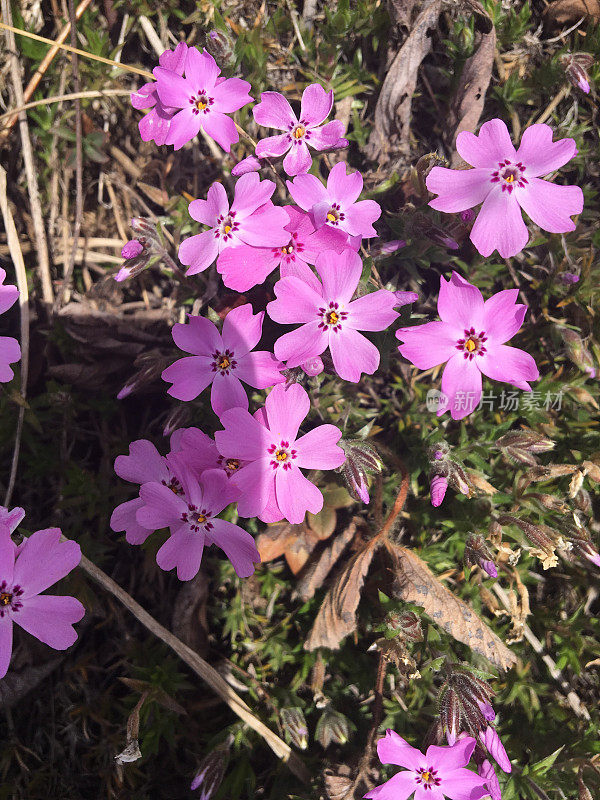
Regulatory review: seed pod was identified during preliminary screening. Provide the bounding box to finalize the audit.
[280,707,309,750]
[315,707,352,748]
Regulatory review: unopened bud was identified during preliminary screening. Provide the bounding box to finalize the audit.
[315,707,352,748]
[496,429,554,455]
[131,216,158,236]
[560,328,596,378]
[439,688,461,745]
[414,153,447,199]
[464,534,498,579]
[376,240,407,256]
[205,28,235,67]
[302,356,324,377]
[280,707,309,750]
[558,271,580,285]
[162,405,192,438]
[430,473,448,507]
[190,740,231,796]
[560,52,594,95]
[231,155,262,176]
[121,239,144,259]
[460,208,475,223]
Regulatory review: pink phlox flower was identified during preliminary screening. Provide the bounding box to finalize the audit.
[162,303,286,414]
[268,249,399,382]
[287,161,381,238]
[216,205,351,292]
[178,174,289,276]
[253,83,348,176]
[153,46,252,151]
[426,119,583,258]
[131,42,188,146]
[177,426,250,479]
[479,726,511,774]
[365,730,488,800]
[478,760,501,800]
[214,383,345,524]
[0,267,21,384]
[136,459,260,580]
[396,271,539,420]
[231,155,262,176]
[0,524,84,679]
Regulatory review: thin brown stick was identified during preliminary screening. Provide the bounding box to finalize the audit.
[77,552,310,782]
[0,0,93,137]
[0,90,133,124]
[1,2,54,306]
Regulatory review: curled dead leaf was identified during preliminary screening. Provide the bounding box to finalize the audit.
[544,0,600,28]
[295,523,357,602]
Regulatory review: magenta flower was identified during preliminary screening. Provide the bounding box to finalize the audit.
[0,267,21,384]
[0,504,25,536]
[0,525,84,679]
[179,174,289,276]
[153,46,252,151]
[267,249,399,382]
[479,726,511,773]
[478,760,501,800]
[214,383,345,524]
[231,155,262,176]
[253,83,348,176]
[287,161,381,238]
[137,462,260,580]
[131,42,188,146]
[365,730,488,800]
[162,304,285,415]
[216,205,350,292]
[396,271,539,420]
[426,119,583,258]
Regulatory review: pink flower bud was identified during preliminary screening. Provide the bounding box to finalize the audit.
[558,271,580,284]
[479,726,511,773]
[301,356,324,377]
[379,239,406,255]
[232,155,262,176]
[430,473,448,507]
[121,239,144,259]
[460,208,475,223]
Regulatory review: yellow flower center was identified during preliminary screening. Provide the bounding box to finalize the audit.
[326,310,339,326]
[422,771,432,784]
[0,592,12,606]
[223,225,231,233]
[326,210,339,223]
[275,449,288,461]
[196,98,208,111]
[226,459,240,472]
[505,174,514,183]
[293,126,305,139]
[282,243,294,255]
[195,513,207,525]
[465,337,477,352]
[218,355,231,370]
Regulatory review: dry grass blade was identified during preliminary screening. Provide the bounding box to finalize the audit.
[390,544,517,670]
[295,522,357,602]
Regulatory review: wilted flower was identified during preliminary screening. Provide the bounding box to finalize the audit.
[464,534,498,579]
[374,239,407,256]
[558,271,580,285]
[496,429,554,466]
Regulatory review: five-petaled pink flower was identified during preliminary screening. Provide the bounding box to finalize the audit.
[426,119,583,258]
[253,83,348,176]
[287,161,381,238]
[153,46,252,151]
[162,304,286,415]
[179,174,289,275]
[130,42,188,146]
[216,205,351,292]
[268,249,399,382]
[215,383,345,524]
[365,730,488,800]
[137,460,260,580]
[396,271,539,420]
[0,267,21,384]
[0,523,84,679]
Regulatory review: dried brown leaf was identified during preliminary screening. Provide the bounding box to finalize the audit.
[390,546,516,670]
[324,766,354,800]
[295,523,357,602]
[366,0,442,162]
[387,0,421,27]
[544,0,600,27]
[305,540,381,651]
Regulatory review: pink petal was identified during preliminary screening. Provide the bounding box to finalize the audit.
[516,179,583,233]
[273,321,328,368]
[294,425,344,469]
[165,106,203,149]
[172,314,222,356]
[185,47,219,91]
[415,786,444,800]
[396,321,457,369]
[437,768,488,800]
[286,174,328,212]
[268,276,324,324]
[376,730,426,771]
[255,133,292,158]
[156,529,205,581]
[221,304,263,356]
[179,230,219,274]
[189,182,229,225]
[139,104,176,146]
[236,351,285,389]
[275,464,323,523]
[515,124,577,177]
[478,344,539,390]
[216,408,272,461]
[301,222,349,264]
[315,248,362,305]
[327,162,363,206]
[343,200,381,238]
[456,119,517,168]
[217,245,280,291]
[363,772,418,800]
[232,173,276,218]
[178,428,220,475]
[15,594,84,649]
[14,528,81,598]
[300,83,333,127]
[212,77,252,113]
[110,498,153,545]
[438,272,485,332]
[208,520,260,577]
[347,290,399,332]
[330,327,380,382]
[470,187,529,258]
[137,482,187,529]
[253,91,297,130]
[279,258,323,294]
[153,67,189,107]
[479,760,501,800]
[479,727,511,773]
[0,526,15,585]
[482,289,526,344]
[201,110,239,152]
[232,459,273,518]
[426,738,476,773]
[231,155,262,176]
[131,82,157,110]
[307,119,347,150]
[426,167,492,213]
[265,383,309,441]
[238,204,290,247]
[0,617,13,679]
[0,337,20,382]
[162,356,214,401]
[283,141,313,176]
[159,41,187,73]
[211,373,248,416]
[440,353,482,420]
[198,468,239,514]
[0,281,18,315]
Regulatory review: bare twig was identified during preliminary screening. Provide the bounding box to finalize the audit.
[0,167,29,507]
[1,2,54,306]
